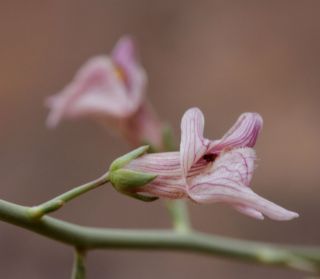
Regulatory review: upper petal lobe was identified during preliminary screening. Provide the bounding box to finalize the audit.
[180,108,210,180]
[209,112,263,153]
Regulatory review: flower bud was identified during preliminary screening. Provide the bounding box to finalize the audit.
[109,146,158,201]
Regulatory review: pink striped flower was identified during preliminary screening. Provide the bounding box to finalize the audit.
[125,108,298,221]
[46,36,163,148]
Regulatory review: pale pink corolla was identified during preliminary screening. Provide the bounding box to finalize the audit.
[46,36,163,147]
[126,108,299,221]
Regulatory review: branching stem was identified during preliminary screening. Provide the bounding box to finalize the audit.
[0,198,319,274]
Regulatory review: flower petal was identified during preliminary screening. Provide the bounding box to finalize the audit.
[112,35,137,71]
[188,148,299,221]
[126,152,187,199]
[111,36,146,108]
[127,152,181,176]
[180,108,210,180]
[46,57,133,127]
[233,205,264,220]
[192,147,257,188]
[190,183,298,220]
[209,112,263,153]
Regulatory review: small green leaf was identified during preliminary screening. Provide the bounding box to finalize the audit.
[110,146,150,171]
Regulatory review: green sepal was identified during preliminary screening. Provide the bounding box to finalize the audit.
[110,146,150,171]
[140,140,157,153]
[123,192,159,202]
[110,169,157,192]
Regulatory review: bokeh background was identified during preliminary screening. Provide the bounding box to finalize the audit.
[0,1,319,278]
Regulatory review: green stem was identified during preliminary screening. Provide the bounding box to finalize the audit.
[0,198,319,273]
[161,129,192,232]
[28,172,109,219]
[71,249,86,279]
[165,200,191,233]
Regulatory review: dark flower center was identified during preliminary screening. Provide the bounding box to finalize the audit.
[203,153,218,162]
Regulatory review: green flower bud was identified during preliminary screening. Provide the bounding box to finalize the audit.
[110,169,157,192]
[109,146,158,202]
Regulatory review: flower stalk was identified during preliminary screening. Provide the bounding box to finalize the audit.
[28,172,110,219]
[71,249,86,279]
[165,200,191,233]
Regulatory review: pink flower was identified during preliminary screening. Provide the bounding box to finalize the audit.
[125,108,299,221]
[46,36,163,148]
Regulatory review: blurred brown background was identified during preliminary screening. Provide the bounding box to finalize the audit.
[0,1,319,278]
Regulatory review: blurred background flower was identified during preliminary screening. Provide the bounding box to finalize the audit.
[0,1,319,278]
[46,36,164,148]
